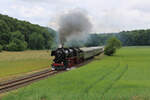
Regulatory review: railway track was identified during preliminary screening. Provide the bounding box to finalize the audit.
[0,58,94,94]
[0,69,60,93]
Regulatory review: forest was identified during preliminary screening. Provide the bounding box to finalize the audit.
[66,29,150,47]
[0,13,150,51]
[85,29,150,47]
[0,14,56,51]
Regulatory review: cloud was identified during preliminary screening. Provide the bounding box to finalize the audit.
[0,0,150,33]
[132,0,150,13]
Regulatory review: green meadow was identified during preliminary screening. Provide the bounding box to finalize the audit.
[0,50,52,79]
[2,47,150,100]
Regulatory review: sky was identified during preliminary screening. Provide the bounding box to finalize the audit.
[0,0,150,33]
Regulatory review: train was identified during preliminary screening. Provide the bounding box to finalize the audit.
[51,46,104,70]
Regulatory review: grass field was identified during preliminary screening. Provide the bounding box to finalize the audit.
[2,47,150,100]
[0,50,52,79]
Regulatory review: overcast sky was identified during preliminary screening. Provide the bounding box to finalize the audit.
[0,0,150,33]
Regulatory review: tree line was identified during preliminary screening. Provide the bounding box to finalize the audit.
[85,29,150,47]
[118,30,150,46]
[0,14,150,52]
[63,29,150,48]
[0,14,56,51]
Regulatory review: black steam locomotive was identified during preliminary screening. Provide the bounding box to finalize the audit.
[51,47,104,70]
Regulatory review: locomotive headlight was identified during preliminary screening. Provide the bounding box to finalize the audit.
[65,50,68,54]
[51,67,55,70]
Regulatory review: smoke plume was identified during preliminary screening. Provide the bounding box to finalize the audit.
[58,9,92,46]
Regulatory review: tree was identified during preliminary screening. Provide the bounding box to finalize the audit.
[29,33,45,49]
[0,45,3,52]
[7,39,27,51]
[107,37,122,49]
[0,14,56,51]
[0,20,10,33]
[7,42,17,51]
[6,31,27,51]
[11,31,25,41]
[104,45,116,56]
[104,37,122,56]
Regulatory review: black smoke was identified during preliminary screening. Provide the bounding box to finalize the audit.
[58,9,92,46]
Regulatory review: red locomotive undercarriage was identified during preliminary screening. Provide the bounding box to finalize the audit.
[52,56,83,70]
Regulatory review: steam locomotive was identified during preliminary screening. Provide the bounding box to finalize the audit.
[51,46,104,70]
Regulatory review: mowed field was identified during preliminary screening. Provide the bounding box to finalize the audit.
[2,47,150,100]
[0,50,52,79]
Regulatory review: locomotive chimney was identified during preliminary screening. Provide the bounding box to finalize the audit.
[58,44,64,48]
[61,43,64,48]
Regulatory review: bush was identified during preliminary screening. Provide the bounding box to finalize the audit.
[0,45,3,52]
[107,37,122,49]
[7,42,17,51]
[104,37,122,56]
[104,45,116,56]
[7,39,27,51]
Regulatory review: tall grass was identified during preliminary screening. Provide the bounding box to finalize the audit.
[0,50,52,79]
